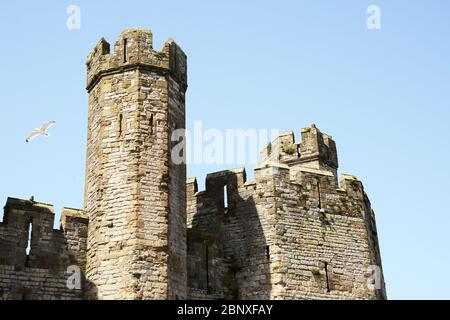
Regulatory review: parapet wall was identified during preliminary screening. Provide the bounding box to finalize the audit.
[187,168,273,299]
[86,28,187,91]
[0,198,88,300]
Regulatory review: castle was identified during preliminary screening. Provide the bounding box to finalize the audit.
[0,29,386,300]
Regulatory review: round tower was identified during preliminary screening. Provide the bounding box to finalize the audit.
[84,29,187,299]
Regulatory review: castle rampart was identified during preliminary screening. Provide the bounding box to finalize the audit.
[186,127,386,299]
[0,198,88,299]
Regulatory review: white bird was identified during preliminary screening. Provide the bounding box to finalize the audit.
[26,121,56,143]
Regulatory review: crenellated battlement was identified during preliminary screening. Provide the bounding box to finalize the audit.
[260,125,339,177]
[1,198,87,230]
[2,198,85,227]
[86,28,187,92]
[186,125,385,300]
[187,163,369,220]
[0,198,88,299]
[0,198,88,267]
[187,122,358,206]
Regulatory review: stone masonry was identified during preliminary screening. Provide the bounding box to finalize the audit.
[187,125,386,299]
[0,28,386,300]
[0,199,87,299]
[84,28,187,299]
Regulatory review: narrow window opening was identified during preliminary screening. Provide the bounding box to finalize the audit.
[149,114,154,135]
[317,181,322,209]
[118,114,123,138]
[123,39,128,62]
[324,262,331,292]
[223,185,229,214]
[205,243,210,293]
[266,246,270,259]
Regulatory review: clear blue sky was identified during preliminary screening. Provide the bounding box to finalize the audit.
[0,1,449,299]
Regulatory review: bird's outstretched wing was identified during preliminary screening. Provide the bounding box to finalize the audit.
[41,121,56,132]
[26,130,42,143]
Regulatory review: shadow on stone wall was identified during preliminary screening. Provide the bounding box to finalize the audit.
[188,171,272,299]
[0,198,97,300]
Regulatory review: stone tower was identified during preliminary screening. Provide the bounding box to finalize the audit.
[84,29,188,299]
[186,125,386,300]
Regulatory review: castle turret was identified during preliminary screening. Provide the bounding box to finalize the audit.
[298,124,338,175]
[188,128,386,300]
[260,124,339,177]
[84,29,187,299]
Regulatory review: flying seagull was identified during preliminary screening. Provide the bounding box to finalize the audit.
[26,121,56,143]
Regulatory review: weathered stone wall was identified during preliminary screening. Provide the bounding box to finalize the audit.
[0,198,88,300]
[166,71,188,299]
[0,28,386,300]
[187,127,386,300]
[187,168,275,299]
[265,166,385,299]
[84,29,187,299]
